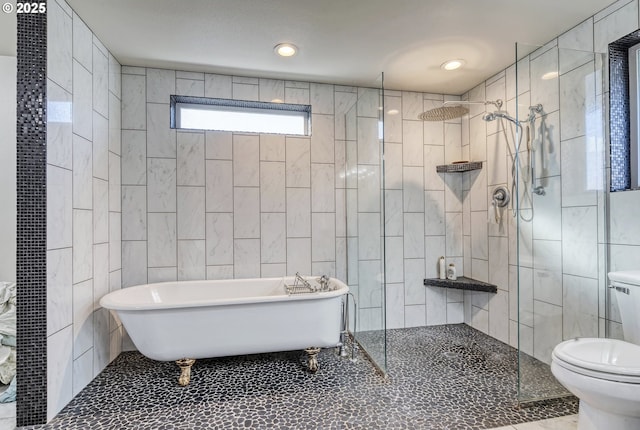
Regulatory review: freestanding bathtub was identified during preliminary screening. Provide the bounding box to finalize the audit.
[100,275,348,385]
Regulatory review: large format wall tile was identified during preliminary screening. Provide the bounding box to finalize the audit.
[47,248,73,337]
[47,80,73,170]
[562,206,598,278]
[72,61,92,141]
[205,160,233,212]
[47,165,73,250]
[261,213,286,264]
[147,158,177,212]
[177,132,205,186]
[72,210,93,284]
[146,104,176,158]
[47,326,73,420]
[48,1,72,92]
[206,213,234,266]
[177,187,205,240]
[93,45,109,117]
[233,135,260,187]
[178,240,206,281]
[122,74,146,130]
[148,213,177,267]
[72,134,93,209]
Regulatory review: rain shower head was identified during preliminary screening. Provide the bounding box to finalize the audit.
[418,99,503,121]
[418,105,469,121]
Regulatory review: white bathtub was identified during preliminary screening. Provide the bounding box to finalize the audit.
[100,276,348,362]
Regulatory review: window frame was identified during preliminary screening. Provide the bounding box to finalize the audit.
[630,42,640,188]
[170,95,312,136]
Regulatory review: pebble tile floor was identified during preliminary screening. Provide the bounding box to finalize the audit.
[25,324,577,429]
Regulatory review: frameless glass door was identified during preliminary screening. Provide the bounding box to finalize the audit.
[514,43,608,402]
[343,74,387,373]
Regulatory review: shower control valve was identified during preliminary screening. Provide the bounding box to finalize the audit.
[492,186,510,208]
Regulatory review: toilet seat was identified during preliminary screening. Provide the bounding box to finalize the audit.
[552,338,640,384]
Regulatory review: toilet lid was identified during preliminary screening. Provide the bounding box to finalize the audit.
[553,338,640,378]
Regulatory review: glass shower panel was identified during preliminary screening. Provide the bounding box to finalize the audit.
[344,75,387,373]
[514,43,607,403]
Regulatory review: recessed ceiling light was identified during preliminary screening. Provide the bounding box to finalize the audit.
[441,59,465,71]
[274,43,297,57]
[541,71,559,80]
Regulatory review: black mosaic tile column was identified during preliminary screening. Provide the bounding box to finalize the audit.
[16,1,48,426]
[609,29,640,191]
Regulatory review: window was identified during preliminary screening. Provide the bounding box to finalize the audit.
[609,29,640,191]
[170,95,311,136]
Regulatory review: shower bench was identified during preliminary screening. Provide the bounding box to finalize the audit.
[423,277,497,293]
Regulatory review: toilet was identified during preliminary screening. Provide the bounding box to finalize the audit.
[551,271,640,430]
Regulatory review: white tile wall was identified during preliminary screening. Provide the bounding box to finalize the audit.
[120,70,346,301]
[47,80,73,170]
[461,2,629,367]
[47,2,123,419]
[47,324,73,419]
[178,240,206,280]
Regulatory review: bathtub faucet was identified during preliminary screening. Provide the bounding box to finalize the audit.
[318,275,330,291]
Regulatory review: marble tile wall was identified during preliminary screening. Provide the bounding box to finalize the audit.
[121,71,341,289]
[120,70,464,332]
[381,91,465,329]
[461,0,640,364]
[46,0,122,421]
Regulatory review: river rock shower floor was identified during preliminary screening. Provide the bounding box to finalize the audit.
[27,324,577,429]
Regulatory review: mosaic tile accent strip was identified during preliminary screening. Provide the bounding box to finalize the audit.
[28,325,576,429]
[609,29,640,191]
[16,4,48,427]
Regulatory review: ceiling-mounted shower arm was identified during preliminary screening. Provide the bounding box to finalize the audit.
[443,99,503,109]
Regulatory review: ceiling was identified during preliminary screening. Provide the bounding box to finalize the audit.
[3,0,616,94]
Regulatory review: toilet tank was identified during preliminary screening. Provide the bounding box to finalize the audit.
[609,271,640,345]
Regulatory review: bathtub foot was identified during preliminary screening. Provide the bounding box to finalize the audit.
[305,347,320,373]
[176,358,196,386]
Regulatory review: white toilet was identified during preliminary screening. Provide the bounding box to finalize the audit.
[551,271,640,430]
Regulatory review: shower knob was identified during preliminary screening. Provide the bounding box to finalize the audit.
[492,186,510,207]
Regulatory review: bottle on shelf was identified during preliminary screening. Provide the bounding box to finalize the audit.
[447,263,457,281]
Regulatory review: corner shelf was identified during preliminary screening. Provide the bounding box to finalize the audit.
[436,161,483,173]
[423,276,497,293]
